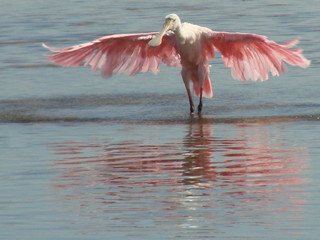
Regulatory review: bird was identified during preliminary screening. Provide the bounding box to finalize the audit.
[43,13,310,114]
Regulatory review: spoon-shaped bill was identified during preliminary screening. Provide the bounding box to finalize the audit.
[148,20,173,47]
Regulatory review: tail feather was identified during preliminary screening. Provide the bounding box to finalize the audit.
[203,76,213,98]
[192,76,213,98]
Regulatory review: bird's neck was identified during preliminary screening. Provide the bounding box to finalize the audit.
[174,23,192,45]
[174,23,185,41]
[174,22,183,34]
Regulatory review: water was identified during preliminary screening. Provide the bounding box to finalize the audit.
[1,0,319,239]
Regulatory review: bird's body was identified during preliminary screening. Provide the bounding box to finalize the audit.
[43,14,310,113]
[171,22,214,111]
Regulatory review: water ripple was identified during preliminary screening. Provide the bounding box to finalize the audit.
[0,94,319,123]
[48,122,309,238]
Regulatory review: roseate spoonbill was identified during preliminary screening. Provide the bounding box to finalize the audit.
[43,13,310,113]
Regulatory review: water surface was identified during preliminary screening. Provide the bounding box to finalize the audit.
[0,0,319,239]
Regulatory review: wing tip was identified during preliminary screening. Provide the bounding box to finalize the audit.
[42,43,61,53]
[301,58,311,68]
[284,38,300,48]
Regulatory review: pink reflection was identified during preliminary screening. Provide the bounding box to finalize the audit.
[49,121,308,216]
[181,122,307,193]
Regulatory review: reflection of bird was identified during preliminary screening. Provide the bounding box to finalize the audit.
[43,13,310,113]
[182,122,215,185]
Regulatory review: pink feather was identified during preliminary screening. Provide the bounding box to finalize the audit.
[208,32,310,81]
[43,32,180,78]
[43,14,310,113]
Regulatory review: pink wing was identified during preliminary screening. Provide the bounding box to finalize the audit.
[206,31,310,81]
[43,32,180,78]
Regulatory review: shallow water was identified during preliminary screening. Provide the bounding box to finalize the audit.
[1,121,320,239]
[1,0,320,239]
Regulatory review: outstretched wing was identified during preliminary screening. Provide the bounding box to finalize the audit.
[43,32,181,78]
[205,31,310,81]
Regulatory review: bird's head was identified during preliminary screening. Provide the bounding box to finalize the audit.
[148,13,181,47]
[164,14,181,31]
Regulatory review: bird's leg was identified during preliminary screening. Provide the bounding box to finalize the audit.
[186,88,195,113]
[181,69,195,113]
[197,88,203,114]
